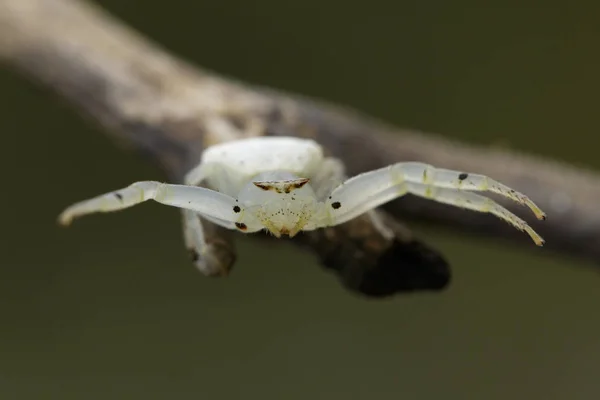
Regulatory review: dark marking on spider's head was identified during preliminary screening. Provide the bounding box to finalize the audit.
[458,173,469,181]
[235,222,247,231]
[253,178,310,194]
[331,201,341,209]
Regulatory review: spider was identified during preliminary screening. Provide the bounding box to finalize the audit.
[58,136,546,274]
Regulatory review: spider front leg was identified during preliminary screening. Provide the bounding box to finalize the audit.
[58,181,245,230]
[323,162,546,245]
[407,183,544,245]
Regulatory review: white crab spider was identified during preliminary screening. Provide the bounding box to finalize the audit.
[58,136,546,274]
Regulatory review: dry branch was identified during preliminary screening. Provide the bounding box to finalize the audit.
[1,0,598,296]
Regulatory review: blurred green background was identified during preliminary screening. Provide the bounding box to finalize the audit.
[1,0,600,399]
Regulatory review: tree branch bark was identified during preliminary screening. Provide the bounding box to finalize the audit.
[1,0,597,296]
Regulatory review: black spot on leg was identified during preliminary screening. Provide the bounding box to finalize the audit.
[458,173,468,181]
[114,192,123,201]
[331,201,341,209]
[233,206,241,213]
[235,222,247,231]
[189,249,199,262]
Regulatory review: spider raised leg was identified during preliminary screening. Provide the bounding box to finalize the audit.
[57,180,261,232]
[322,162,546,245]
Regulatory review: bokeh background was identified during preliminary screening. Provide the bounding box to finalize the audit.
[2,0,600,399]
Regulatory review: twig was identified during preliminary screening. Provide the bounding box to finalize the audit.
[1,0,597,296]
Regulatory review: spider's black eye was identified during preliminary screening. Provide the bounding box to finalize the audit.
[233,205,241,213]
[331,201,341,209]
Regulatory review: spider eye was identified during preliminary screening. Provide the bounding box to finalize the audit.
[252,178,310,193]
